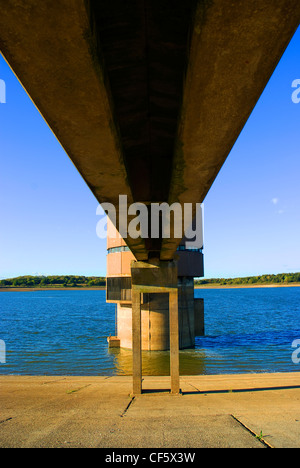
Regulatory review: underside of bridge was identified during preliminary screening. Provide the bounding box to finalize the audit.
[1,0,299,393]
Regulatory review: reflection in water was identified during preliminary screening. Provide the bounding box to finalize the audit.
[108,347,207,376]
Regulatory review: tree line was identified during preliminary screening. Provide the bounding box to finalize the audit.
[195,272,300,286]
[1,272,300,289]
[0,276,106,288]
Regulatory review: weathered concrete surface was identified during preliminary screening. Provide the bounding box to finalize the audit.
[0,0,148,261]
[0,1,299,260]
[1,373,300,448]
[162,0,300,258]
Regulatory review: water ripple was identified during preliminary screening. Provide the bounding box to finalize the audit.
[0,288,300,375]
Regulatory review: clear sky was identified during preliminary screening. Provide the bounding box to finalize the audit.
[0,27,299,279]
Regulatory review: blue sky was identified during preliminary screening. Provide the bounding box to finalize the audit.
[0,27,299,279]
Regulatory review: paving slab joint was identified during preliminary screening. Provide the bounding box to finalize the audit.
[231,415,274,449]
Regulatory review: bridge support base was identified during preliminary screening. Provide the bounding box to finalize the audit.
[131,260,180,395]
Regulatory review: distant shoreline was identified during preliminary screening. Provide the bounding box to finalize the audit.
[0,287,106,292]
[195,283,300,289]
[1,283,300,292]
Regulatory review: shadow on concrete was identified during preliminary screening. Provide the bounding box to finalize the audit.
[141,388,173,395]
[181,385,300,395]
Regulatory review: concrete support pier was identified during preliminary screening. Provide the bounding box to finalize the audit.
[132,289,142,395]
[131,261,180,395]
[106,219,205,350]
[115,280,204,351]
[105,219,205,394]
[169,289,180,395]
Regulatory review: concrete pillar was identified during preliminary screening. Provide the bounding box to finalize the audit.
[131,260,180,395]
[132,289,142,395]
[169,289,180,394]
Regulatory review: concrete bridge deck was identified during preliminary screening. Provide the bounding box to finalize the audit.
[1,372,300,448]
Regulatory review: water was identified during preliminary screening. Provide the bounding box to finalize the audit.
[0,287,300,376]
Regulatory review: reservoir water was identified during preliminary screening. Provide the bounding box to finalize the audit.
[0,287,300,376]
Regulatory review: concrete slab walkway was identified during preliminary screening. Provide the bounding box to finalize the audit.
[0,373,300,448]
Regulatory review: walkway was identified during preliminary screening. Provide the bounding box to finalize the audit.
[0,373,300,448]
